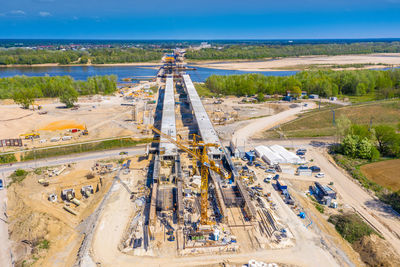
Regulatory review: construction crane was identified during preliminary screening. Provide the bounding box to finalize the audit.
[150,126,231,225]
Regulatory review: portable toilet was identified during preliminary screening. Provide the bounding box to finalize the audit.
[213,229,220,241]
[245,152,255,162]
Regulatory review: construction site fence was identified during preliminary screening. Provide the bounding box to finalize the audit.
[0,137,152,164]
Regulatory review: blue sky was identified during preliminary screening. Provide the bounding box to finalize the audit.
[0,0,400,39]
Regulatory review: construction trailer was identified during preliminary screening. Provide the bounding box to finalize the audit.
[313,182,337,200]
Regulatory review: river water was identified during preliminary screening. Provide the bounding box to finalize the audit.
[0,65,297,82]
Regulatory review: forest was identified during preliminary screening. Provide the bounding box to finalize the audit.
[0,48,162,65]
[0,75,117,100]
[186,42,400,60]
[205,68,400,98]
[2,42,400,65]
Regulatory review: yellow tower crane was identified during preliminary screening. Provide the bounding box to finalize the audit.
[150,126,231,225]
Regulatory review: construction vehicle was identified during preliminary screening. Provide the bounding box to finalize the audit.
[151,126,231,225]
[32,103,42,110]
[82,126,89,135]
[20,132,40,139]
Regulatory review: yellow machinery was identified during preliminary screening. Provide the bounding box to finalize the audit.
[164,56,175,63]
[20,132,40,139]
[82,125,89,135]
[151,126,231,225]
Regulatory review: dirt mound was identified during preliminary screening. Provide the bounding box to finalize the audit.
[7,186,64,266]
[353,234,400,267]
[38,120,85,131]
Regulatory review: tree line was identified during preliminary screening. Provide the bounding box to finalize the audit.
[186,42,400,60]
[0,75,117,108]
[205,68,400,98]
[0,48,163,65]
[334,117,400,213]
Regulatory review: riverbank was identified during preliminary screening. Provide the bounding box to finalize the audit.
[189,53,400,71]
[0,62,162,68]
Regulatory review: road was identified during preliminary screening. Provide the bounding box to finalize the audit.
[310,148,400,254]
[0,145,146,175]
[90,168,340,267]
[0,188,12,267]
[231,102,315,148]
[250,138,400,255]
[0,145,146,267]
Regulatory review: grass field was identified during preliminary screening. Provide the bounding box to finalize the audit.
[264,100,400,139]
[361,159,400,191]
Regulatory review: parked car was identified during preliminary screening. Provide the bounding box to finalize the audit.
[296,151,305,156]
[266,169,276,174]
[119,151,128,155]
[264,177,271,183]
[298,165,309,170]
[315,172,325,178]
[310,166,321,172]
[0,179,3,189]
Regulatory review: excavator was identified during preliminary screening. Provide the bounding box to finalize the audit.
[150,126,231,225]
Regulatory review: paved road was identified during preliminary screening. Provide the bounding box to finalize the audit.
[0,145,146,267]
[0,145,146,175]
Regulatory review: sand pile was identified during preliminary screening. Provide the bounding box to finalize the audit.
[38,120,85,131]
[353,234,400,266]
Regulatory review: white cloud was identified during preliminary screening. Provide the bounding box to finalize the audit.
[39,11,51,17]
[10,10,26,15]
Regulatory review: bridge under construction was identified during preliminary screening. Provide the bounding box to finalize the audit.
[144,50,261,254]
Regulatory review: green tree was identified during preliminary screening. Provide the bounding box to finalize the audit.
[257,92,264,102]
[12,87,42,109]
[342,135,359,158]
[374,125,398,156]
[336,115,352,142]
[60,87,78,108]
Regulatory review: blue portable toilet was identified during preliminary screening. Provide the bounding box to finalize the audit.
[245,152,255,162]
[299,212,306,219]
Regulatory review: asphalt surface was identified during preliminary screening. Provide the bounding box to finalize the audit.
[0,145,146,267]
[0,145,146,175]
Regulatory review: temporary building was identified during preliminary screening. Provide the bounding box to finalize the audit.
[254,145,285,165]
[270,145,302,164]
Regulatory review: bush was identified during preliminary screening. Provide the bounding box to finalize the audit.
[15,169,27,176]
[0,154,17,164]
[315,203,325,213]
[329,213,375,243]
[8,169,29,185]
[37,239,50,250]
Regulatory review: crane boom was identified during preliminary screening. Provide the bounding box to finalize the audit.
[150,125,231,224]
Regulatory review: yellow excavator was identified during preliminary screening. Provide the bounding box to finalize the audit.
[150,126,231,225]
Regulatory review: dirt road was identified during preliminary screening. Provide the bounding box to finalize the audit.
[90,176,340,267]
[232,102,315,148]
[0,188,12,267]
[309,148,400,254]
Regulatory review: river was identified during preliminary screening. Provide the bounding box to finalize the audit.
[0,65,297,82]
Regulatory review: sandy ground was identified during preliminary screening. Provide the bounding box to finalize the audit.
[192,53,400,71]
[232,102,316,148]
[251,139,400,256]
[0,83,156,150]
[91,176,340,267]
[0,188,12,267]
